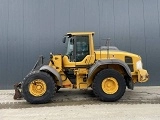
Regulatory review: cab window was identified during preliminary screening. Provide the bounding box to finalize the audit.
[75,36,89,62]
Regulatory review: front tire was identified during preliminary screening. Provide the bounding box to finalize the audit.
[56,86,61,92]
[22,71,55,104]
[92,69,126,102]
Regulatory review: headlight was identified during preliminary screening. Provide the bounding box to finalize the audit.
[136,60,142,69]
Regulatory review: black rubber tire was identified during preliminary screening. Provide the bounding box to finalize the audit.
[92,69,126,102]
[22,71,55,104]
[56,86,61,92]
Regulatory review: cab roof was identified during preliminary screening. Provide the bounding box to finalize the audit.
[67,32,94,36]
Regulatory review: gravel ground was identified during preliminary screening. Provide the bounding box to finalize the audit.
[1,86,160,120]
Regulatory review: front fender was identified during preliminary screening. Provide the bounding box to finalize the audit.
[40,65,62,86]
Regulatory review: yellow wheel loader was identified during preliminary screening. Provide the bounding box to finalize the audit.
[14,32,149,104]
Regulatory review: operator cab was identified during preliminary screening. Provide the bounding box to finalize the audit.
[65,35,89,62]
[62,32,95,68]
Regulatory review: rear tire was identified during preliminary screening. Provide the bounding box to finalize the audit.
[22,71,55,104]
[92,69,126,102]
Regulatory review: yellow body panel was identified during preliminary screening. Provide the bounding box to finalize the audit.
[50,55,62,72]
[63,55,95,68]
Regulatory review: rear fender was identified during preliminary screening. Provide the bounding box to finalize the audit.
[40,65,62,86]
[88,59,131,81]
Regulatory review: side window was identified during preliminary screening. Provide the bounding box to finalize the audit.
[75,36,89,62]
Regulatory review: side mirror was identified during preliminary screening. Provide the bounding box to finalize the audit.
[62,37,66,43]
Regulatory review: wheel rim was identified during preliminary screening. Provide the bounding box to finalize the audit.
[102,77,118,94]
[29,79,47,96]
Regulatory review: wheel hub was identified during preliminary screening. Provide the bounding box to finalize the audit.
[29,79,47,97]
[102,77,118,94]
